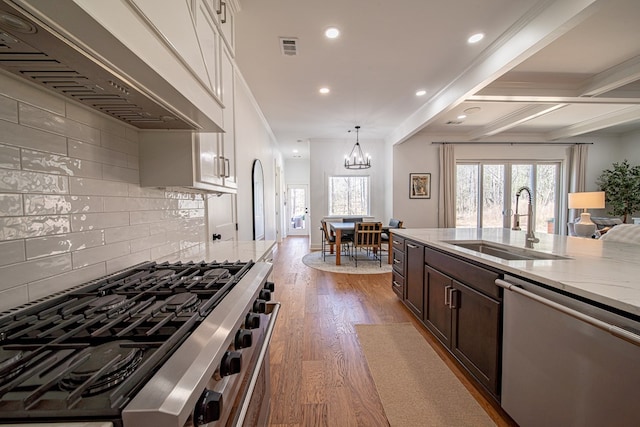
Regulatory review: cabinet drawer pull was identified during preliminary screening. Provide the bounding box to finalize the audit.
[444,285,452,306]
[392,240,401,245]
[393,259,401,264]
[407,243,418,249]
[449,288,458,309]
[393,281,400,287]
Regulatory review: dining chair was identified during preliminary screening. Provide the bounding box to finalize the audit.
[381,218,403,255]
[352,222,382,267]
[320,220,352,261]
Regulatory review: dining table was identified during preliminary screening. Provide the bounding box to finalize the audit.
[328,222,393,265]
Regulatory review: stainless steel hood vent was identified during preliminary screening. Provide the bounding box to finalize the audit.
[0,1,222,131]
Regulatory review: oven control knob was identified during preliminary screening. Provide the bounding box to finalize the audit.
[264,281,275,292]
[259,289,272,301]
[220,351,242,376]
[245,313,260,329]
[194,389,223,425]
[235,329,253,349]
[253,299,266,313]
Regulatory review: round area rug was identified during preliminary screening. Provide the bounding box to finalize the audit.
[302,251,392,274]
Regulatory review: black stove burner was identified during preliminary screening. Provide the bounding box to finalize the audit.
[60,341,143,396]
[203,268,230,280]
[163,293,199,312]
[0,349,24,380]
[89,294,128,313]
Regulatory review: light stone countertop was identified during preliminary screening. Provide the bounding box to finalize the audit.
[157,240,277,264]
[391,228,640,317]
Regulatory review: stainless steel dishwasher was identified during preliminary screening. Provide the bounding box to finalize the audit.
[497,275,640,427]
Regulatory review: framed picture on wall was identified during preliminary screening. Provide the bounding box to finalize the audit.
[409,173,431,199]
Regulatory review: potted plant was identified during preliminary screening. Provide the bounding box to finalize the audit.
[596,159,640,223]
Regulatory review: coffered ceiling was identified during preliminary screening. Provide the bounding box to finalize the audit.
[235,0,640,158]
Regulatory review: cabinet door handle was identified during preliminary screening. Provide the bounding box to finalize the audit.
[407,243,418,249]
[393,259,401,264]
[444,285,452,306]
[449,288,458,309]
[392,281,400,287]
[224,158,230,177]
[392,240,400,245]
[216,0,222,14]
[221,1,227,23]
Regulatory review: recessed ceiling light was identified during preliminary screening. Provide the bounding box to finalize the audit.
[457,114,467,120]
[325,27,340,39]
[319,87,330,94]
[468,33,484,44]
[463,107,481,115]
[416,89,427,96]
[293,149,299,153]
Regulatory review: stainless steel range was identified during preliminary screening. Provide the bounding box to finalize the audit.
[0,259,279,427]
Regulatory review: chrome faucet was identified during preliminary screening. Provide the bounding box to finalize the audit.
[512,186,540,248]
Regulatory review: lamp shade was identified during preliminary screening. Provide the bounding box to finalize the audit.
[568,191,605,210]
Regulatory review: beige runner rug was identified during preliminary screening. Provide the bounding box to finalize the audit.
[355,323,496,427]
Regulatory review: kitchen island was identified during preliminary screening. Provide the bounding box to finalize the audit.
[390,228,640,427]
[392,227,640,316]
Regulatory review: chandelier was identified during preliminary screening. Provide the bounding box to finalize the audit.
[344,125,371,169]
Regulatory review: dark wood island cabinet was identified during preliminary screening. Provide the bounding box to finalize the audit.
[393,239,503,400]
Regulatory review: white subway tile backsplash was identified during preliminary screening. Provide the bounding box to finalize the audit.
[27,263,106,302]
[69,177,129,197]
[0,215,70,240]
[0,119,67,155]
[127,185,167,198]
[104,196,176,213]
[102,164,140,184]
[0,144,20,169]
[0,170,69,193]
[0,73,206,311]
[21,149,103,179]
[26,230,104,259]
[24,195,104,215]
[1,74,65,115]
[19,103,100,144]
[106,249,150,274]
[72,240,130,268]
[70,212,129,232]
[0,95,17,122]
[65,102,127,138]
[0,239,25,266]
[0,285,29,312]
[101,133,138,156]
[0,194,23,216]
[68,139,128,168]
[0,253,72,291]
[104,224,149,244]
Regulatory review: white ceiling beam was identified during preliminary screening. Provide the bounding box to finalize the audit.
[546,105,640,139]
[469,104,567,139]
[468,95,640,104]
[386,0,601,146]
[580,55,640,96]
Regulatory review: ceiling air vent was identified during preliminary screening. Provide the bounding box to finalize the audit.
[280,37,298,56]
[446,120,463,125]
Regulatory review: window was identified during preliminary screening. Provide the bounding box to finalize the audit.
[328,176,369,216]
[456,161,560,233]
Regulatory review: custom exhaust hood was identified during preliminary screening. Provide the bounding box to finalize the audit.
[0,0,224,131]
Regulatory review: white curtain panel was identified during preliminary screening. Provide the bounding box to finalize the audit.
[569,144,589,221]
[438,144,456,228]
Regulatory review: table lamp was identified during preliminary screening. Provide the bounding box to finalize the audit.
[568,191,605,237]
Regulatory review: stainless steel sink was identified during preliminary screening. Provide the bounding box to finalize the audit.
[443,240,571,261]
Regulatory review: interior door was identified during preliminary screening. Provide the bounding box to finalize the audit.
[287,184,308,236]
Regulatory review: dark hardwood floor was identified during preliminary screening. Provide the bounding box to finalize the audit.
[268,236,516,427]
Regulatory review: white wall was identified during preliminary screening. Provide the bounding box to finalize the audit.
[284,159,310,184]
[234,75,282,241]
[391,133,626,229]
[309,137,388,250]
